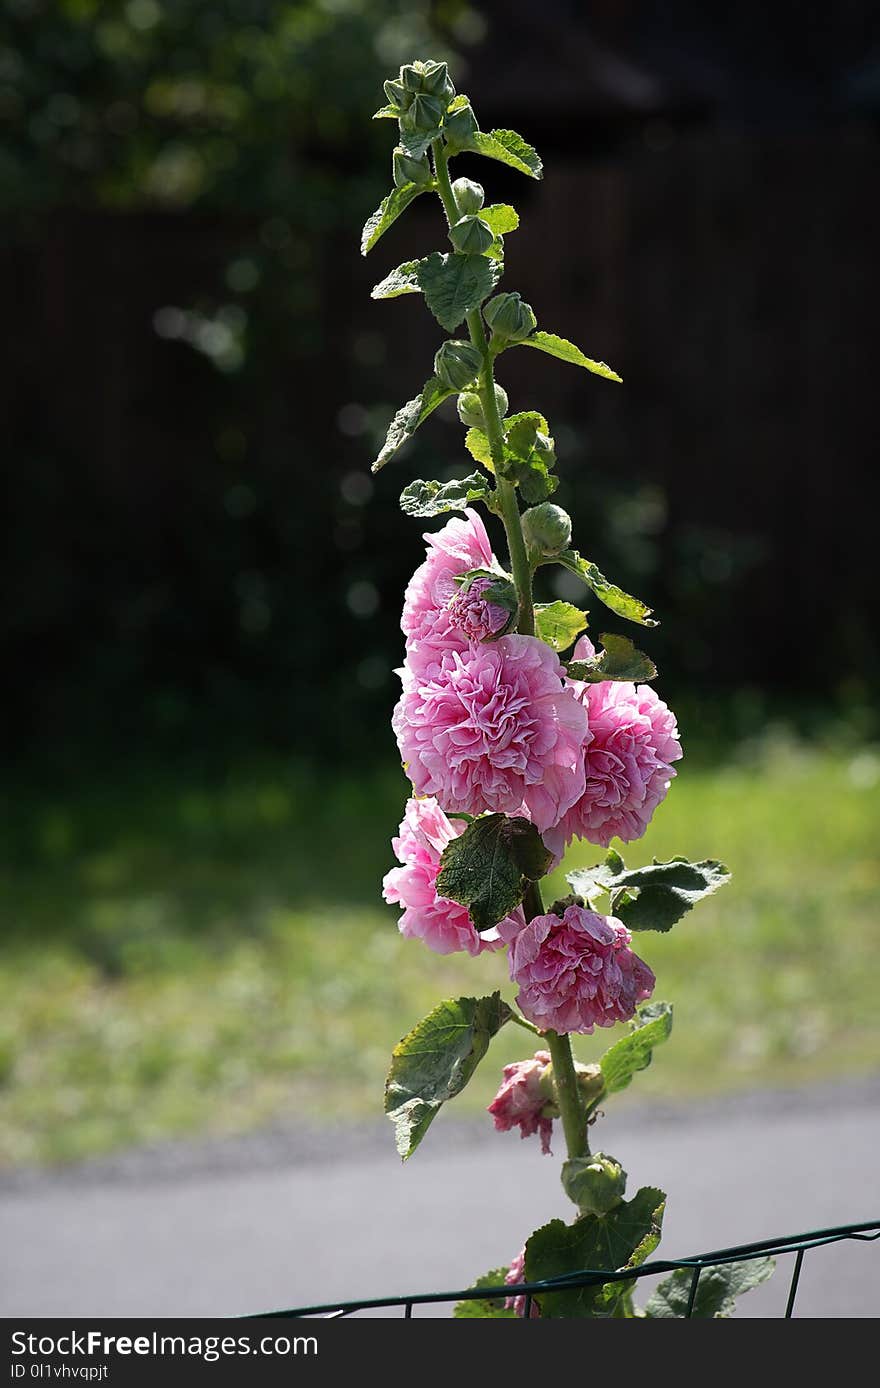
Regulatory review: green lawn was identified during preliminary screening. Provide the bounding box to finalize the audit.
[0,737,878,1165]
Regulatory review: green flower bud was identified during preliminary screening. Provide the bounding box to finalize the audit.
[434,340,483,391]
[399,63,426,93]
[420,60,455,101]
[483,291,538,343]
[452,177,485,215]
[443,101,478,149]
[456,384,508,430]
[575,1061,604,1105]
[400,92,445,135]
[384,78,412,112]
[392,146,432,189]
[561,1153,627,1216]
[449,214,494,255]
[522,503,572,557]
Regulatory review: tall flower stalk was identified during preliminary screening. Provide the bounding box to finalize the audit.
[363,59,771,1318]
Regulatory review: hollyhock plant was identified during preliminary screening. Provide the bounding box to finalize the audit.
[392,634,587,831]
[358,56,749,1320]
[382,796,524,955]
[544,636,682,858]
[487,1050,556,1154]
[508,904,656,1034]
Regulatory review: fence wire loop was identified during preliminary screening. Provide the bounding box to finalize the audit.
[249,1219,879,1320]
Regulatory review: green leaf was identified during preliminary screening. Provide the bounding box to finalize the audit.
[524,1187,666,1318]
[480,204,520,236]
[503,411,547,460]
[464,413,551,476]
[436,814,553,931]
[361,183,426,256]
[556,550,657,627]
[535,601,588,653]
[471,128,543,179]
[400,473,491,518]
[567,853,731,933]
[371,260,422,300]
[384,993,513,1159]
[453,1269,516,1319]
[372,104,400,120]
[644,1258,775,1318]
[596,1001,673,1099]
[565,632,657,683]
[399,122,444,162]
[416,252,500,332]
[464,427,494,469]
[517,332,622,382]
[371,377,456,473]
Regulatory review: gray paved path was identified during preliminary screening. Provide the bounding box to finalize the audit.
[2,1081,878,1318]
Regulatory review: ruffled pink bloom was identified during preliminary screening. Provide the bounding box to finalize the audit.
[382,797,524,956]
[488,1050,555,1154]
[505,1249,540,1318]
[447,576,510,642]
[544,636,682,857]
[401,509,495,650]
[509,904,655,1034]
[392,634,587,832]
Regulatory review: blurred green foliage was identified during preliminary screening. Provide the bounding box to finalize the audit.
[0,0,479,213]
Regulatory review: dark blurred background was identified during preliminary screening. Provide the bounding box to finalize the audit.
[3,0,879,778]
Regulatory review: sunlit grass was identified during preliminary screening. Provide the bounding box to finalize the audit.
[0,736,877,1165]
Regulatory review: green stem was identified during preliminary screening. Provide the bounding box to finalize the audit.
[545,1030,588,1159]
[431,138,534,635]
[431,136,584,1162]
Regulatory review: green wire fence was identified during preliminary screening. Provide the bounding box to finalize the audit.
[251,1219,879,1319]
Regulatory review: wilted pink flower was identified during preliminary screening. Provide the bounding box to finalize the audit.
[392,634,587,832]
[488,1050,555,1154]
[509,904,655,1034]
[401,509,495,647]
[447,576,510,642]
[382,797,524,956]
[544,636,682,857]
[504,1249,540,1318]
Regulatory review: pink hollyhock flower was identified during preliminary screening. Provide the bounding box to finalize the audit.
[401,509,495,647]
[382,797,524,956]
[447,576,510,642]
[544,636,682,857]
[509,904,655,1034]
[504,1248,540,1318]
[392,634,587,832]
[488,1050,555,1154]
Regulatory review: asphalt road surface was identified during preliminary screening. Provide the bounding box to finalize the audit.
[2,1080,878,1319]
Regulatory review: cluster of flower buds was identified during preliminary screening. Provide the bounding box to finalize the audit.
[384,59,455,114]
[383,59,482,182]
